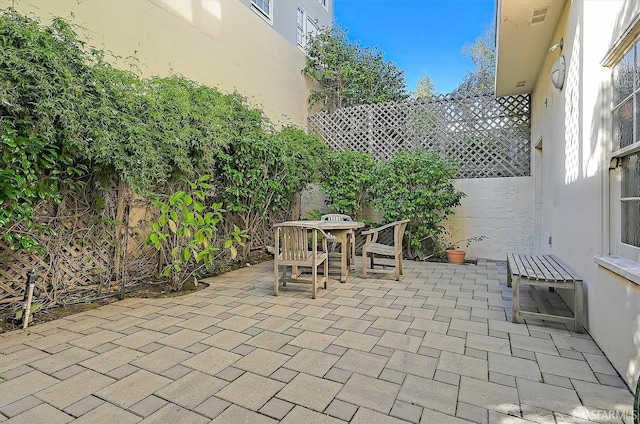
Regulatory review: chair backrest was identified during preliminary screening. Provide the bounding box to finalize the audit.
[274,225,310,261]
[321,213,353,222]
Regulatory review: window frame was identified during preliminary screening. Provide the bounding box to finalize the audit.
[296,4,317,52]
[306,17,319,48]
[318,0,328,11]
[611,39,640,260]
[251,0,273,25]
[296,5,306,48]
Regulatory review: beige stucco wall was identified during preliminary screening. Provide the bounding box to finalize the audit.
[1,0,312,125]
[530,0,640,389]
[301,177,535,262]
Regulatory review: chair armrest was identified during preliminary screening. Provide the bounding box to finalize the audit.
[362,220,405,235]
[310,227,331,239]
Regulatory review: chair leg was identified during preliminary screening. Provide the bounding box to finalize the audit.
[274,261,279,296]
[394,255,400,281]
[351,234,356,271]
[312,263,317,299]
[398,255,403,276]
[323,258,328,289]
[370,254,375,270]
[362,251,368,278]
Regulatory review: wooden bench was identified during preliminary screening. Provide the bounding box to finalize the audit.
[508,253,583,333]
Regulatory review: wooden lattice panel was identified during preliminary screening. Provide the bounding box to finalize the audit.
[308,93,531,178]
[0,182,118,310]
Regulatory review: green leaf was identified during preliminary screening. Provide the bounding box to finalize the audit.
[182,249,191,261]
[148,233,161,249]
[168,220,178,234]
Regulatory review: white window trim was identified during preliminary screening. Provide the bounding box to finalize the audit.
[251,0,273,25]
[306,18,319,48]
[296,5,306,49]
[608,37,640,263]
[296,5,318,52]
[318,0,328,12]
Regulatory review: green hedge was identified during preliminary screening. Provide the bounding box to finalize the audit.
[0,9,325,257]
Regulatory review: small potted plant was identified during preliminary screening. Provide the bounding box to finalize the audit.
[435,232,485,264]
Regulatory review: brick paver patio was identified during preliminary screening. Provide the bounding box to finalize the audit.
[0,259,633,423]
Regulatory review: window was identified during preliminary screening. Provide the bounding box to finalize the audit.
[251,0,272,24]
[612,41,640,255]
[296,6,305,47]
[318,0,328,11]
[307,18,318,45]
[296,5,318,51]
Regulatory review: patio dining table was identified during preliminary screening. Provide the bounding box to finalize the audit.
[278,220,364,283]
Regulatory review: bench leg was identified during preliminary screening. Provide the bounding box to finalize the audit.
[507,260,512,288]
[512,276,520,324]
[574,281,584,333]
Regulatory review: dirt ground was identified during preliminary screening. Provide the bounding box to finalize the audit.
[0,251,272,334]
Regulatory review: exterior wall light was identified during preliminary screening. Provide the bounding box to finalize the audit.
[551,55,566,90]
[549,38,565,90]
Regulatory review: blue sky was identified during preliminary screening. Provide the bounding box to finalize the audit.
[334,0,496,95]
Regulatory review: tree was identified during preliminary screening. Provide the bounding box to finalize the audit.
[454,28,496,95]
[303,26,408,112]
[415,73,435,100]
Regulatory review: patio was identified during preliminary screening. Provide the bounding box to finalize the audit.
[0,259,633,423]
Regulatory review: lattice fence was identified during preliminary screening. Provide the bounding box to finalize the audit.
[0,182,158,312]
[0,178,293,313]
[0,181,119,311]
[308,93,531,178]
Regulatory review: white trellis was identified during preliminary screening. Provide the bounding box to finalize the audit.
[308,93,531,178]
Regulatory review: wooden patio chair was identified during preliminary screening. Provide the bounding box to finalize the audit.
[321,213,356,269]
[273,223,329,299]
[362,219,410,281]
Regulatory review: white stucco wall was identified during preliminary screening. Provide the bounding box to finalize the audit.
[444,177,534,261]
[301,177,534,262]
[527,0,640,389]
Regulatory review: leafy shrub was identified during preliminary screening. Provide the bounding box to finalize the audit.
[216,127,327,251]
[369,151,465,260]
[0,10,325,291]
[0,9,270,196]
[320,151,376,219]
[0,10,99,154]
[148,176,246,290]
[0,130,86,251]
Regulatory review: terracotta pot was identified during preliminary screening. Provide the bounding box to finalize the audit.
[446,249,466,264]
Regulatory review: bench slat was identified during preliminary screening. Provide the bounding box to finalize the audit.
[545,258,575,281]
[508,253,583,333]
[548,255,582,281]
[514,254,534,279]
[507,253,521,275]
[531,255,564,281]
[513,253,553,281]
[524,255,555,281]
[509,254,581,282]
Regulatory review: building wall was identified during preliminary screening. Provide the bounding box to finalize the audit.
[0,0,316,125]
[444,178,534,261]
[530,0,640,389]
[238,0,332,49]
